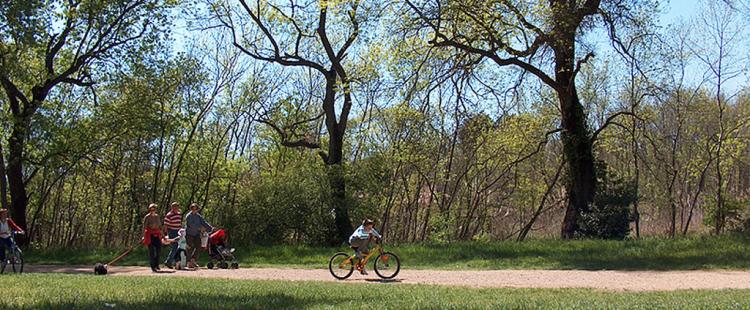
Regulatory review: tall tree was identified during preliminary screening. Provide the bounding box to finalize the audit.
[692,0,746,234]
[405,0,654,238]
[0,0,169,234]
[211,0,383,241]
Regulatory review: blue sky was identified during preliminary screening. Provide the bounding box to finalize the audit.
[662,0,701,24]
[175,0,746,97]
[660,0,748,94]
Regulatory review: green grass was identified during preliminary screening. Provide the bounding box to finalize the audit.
[24,234,750,270]
[0,274,748,309]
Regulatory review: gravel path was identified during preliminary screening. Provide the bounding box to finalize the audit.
[25,265,750,291]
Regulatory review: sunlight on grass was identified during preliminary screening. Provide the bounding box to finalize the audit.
[1,274,749,309]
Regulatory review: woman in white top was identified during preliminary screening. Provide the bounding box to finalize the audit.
[0,209,24,264]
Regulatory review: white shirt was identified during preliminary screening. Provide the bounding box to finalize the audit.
[0,221,10,238]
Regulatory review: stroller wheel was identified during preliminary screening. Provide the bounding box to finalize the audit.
[231,262,239,269]
[219,262,229,269]
[206,262,214,269]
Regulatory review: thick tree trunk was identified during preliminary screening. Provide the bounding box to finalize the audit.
[555,35,597,239]
[326,128,353,243]
[7,121,29,236]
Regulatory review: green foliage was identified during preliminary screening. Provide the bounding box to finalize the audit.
[705,196,750,233]
[577,161,636,240]
[2,0,749,250]
[228,148,335,245]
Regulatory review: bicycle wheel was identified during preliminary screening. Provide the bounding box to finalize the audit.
[10,249,22,274]
[373,252,400,279]
[328,252,354,280]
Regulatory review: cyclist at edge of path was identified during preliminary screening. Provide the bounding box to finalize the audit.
[348,218,381,275]
[0,209,24,266]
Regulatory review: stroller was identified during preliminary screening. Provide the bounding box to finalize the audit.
[205,229,239,269]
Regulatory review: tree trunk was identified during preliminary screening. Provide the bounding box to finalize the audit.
[631,120,641,239]
[0,142,9,210]
[326,128,353,243]
[7,120,30,237]
[556,46,597,239]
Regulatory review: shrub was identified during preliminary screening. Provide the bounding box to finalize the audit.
[576,161,636,240]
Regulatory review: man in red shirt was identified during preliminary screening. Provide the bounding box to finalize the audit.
[162,202,182,268]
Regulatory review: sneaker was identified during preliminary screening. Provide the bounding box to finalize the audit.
[356,262,367,275]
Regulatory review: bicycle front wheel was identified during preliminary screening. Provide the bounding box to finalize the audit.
[374,251,400,279]
[328,252,354,280]
[11,249,22,273]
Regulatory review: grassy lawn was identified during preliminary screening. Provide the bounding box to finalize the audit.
[24,234,750,270]
[0,274,748,309]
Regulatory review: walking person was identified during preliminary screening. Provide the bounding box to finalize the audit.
[163,202,182,268]
[185,203,212,268]
[143,203,163,272]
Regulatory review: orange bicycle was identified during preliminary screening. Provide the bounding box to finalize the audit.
[328,237,400,280]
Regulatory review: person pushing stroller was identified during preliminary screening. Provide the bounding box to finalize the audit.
[185,204,213,268]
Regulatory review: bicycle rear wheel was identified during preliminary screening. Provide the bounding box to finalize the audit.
[328,252,354,280]
[374,252,400,279]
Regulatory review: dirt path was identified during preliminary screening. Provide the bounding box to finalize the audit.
[25,265,750,291]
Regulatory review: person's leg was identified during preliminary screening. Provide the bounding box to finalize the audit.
[349,237,369,275]
[155,236,162,269]
[360,237,371,254]
[350,238,365,259]
[148,242,157,271]
[187,235,200,267]
[0,237,9,263]
[178,249,187,268]
[149,235,161,270]
[187,235,197,260]
[165,229,178,266]
[193,236,202,264]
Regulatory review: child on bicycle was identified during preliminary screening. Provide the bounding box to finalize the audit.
[0,209,24,265]
[349,218,381,275]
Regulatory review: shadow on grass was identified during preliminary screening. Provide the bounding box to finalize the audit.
[25,285,388,310]
[33,292,336,310]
